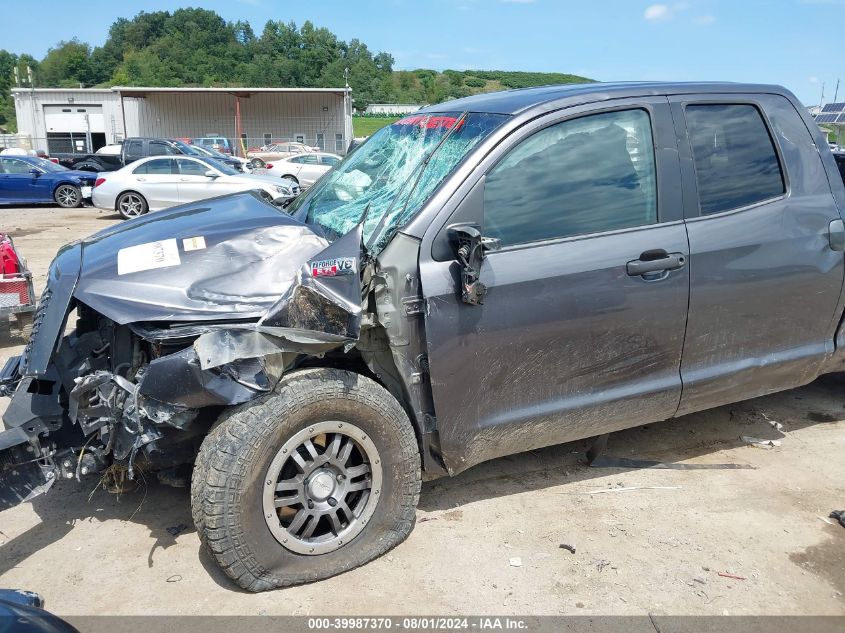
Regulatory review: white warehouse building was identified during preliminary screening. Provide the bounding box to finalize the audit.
[11,86,353,155]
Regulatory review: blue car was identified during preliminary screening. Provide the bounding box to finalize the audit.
[0,154,96,208]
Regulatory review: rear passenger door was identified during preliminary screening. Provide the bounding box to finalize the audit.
[420,98,691,471]
[670,95,845,415]
[133,158,180,210]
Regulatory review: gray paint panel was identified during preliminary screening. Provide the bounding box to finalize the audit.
[671,93,845,414]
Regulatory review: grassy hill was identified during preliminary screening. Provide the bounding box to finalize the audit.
[354,69,594,135]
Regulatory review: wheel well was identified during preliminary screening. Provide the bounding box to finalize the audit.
[282,175,298,182]
[75,163,103,172]
[296,349,417,427]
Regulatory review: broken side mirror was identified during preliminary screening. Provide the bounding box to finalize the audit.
[448,224,499,306]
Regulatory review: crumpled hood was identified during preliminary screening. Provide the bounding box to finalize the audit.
[73,191,330,324]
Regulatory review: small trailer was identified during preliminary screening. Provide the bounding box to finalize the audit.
[0,233,35,339]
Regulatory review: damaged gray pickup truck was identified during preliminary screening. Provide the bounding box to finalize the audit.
[3,82,845,591]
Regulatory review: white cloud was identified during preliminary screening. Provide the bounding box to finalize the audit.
[693,14,716,25]
[644,4,671,20]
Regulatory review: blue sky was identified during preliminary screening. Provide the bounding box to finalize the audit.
[3,0,840,106]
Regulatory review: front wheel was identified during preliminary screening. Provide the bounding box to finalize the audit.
[116,192,148,219]
[191,368,421,591]
[250,158,266,169]
[54,184,81,208]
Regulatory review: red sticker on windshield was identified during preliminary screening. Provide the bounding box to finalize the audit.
[395,115,463,130]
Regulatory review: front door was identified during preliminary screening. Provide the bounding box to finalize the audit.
[670,94,845,414]
[419,99,691,473]
[0,158,44,202]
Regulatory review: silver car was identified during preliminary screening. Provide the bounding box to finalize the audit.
[92,155,300,219]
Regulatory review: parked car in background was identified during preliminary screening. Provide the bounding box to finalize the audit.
[194,136,234,155]
[92,154,300,218]
[0,155,95,207]
[190,144,250,172]
[246,142,318,168]
[53,138,244,174]
[265,152,342,187]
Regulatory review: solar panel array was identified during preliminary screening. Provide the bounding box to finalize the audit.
[815,113,845,123]
[822,102,845,113]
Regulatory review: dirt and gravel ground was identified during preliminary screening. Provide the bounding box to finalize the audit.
[0,205,843,616]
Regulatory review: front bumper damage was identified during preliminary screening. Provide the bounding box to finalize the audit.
[0,193,365,509]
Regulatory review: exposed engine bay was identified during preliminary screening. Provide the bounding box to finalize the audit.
[0,191,440,510]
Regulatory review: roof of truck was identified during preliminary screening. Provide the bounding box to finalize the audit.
[420,82,794,115]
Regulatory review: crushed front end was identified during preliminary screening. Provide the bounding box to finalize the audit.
[0,192,364,510]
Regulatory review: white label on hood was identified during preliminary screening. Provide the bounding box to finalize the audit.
[117,239,181,275]
[182,236,206,252]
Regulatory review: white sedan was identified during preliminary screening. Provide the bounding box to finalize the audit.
[264,152,342,188]
[92,155,300,219]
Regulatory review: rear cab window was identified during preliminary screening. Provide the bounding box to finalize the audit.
[684,104,785,215]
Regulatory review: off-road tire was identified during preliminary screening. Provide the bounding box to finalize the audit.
[191,368,421,592]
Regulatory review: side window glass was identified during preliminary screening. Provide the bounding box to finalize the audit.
[685,104,785,215]
[134,159,173,175]
[149,141,175,156]
[485,109,657,246]
[125,140,143,161]
[303,155,318,164]
[177,159,211,176]
[1,159,30,174]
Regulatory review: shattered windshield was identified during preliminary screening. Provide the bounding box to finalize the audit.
[290,112,508,251]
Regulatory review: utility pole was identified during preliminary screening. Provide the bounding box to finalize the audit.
[821,82,826,108]
[835,78,840,104]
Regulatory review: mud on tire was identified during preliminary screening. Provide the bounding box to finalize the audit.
[191,368,421,591]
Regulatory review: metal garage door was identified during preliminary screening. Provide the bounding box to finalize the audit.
[44,105,106,154]
[44,105,105,133]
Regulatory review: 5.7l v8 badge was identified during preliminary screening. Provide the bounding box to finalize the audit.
[311,257,357,278]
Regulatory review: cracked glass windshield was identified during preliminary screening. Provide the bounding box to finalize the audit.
[290,112,508,251]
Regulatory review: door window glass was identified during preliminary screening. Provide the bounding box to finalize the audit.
[134,159,174,175]
[322,156,340,166]
[0,158,33,174]
[485,109,658,246]
[149,141,177,156]
[685,104,785,215]
[177,158,212,176]
[124,140,143,161]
